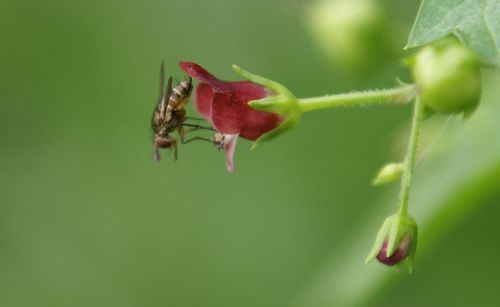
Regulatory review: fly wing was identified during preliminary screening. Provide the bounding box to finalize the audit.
[186,76,193,97]
[156,76,173,120]
[158,61,165,103]
[165,76,173,102]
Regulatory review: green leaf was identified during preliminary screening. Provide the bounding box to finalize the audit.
[292,71,500,307]
[406,0,500,66]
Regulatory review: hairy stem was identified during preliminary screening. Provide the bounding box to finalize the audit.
[398,97,424,215]
[298,84,417,113]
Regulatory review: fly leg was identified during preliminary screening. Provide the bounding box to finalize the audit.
[171,138,178,161]
[181,132,225,150]
[153,143,161,162]
[181,136,215,145]
[184,116,205,121]
[177,125,185,143]
[180,123,216,132]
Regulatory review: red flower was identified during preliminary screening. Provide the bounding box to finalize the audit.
[179,61,282,172]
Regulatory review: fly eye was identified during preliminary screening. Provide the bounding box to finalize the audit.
[155,137,172,148]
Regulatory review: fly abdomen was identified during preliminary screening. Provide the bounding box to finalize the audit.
[168,78,192,109]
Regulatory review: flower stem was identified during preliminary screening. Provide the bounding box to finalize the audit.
[398,97,424,216]
[297,84,417,113]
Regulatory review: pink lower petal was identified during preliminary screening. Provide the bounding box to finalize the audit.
[223,134,239,173]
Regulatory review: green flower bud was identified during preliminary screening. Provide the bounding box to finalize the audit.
[372,162,404,186]
[366,213,418,271]
[306,0,396,72]
[412,38,482,114]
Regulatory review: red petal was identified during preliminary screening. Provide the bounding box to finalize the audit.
[194,82,213,120]
[224,82,281,140]
[239,109,282,140]
[179,62,227,92]
[210,91,241,135]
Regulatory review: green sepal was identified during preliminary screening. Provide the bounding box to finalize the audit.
[232,64,302,149]
[248,96,290,114]
[365,216,392,263]
[232,65,295,98]
[387,214,417,255]
[386,214,402,256]
[407,226,418,273]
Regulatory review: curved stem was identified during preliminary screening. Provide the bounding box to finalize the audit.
[298,84,417,113]
[398,97,424,216]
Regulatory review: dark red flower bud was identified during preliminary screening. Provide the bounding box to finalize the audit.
[366,213,417,271]
[179,61,283,171]
[376,236,411,266]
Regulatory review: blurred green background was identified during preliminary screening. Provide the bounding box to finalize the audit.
[1,0,499,306]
